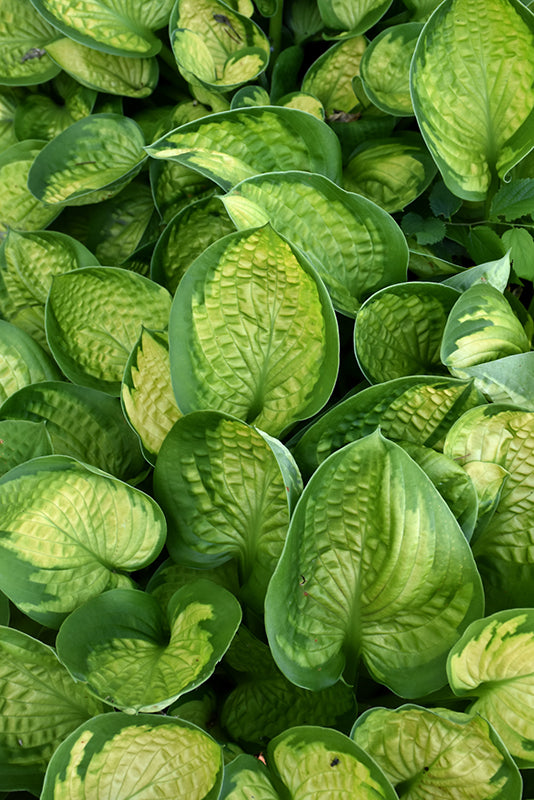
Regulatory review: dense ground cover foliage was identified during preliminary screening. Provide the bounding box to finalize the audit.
[1,0,534,797]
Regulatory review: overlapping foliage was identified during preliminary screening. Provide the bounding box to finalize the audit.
[1,0,534,797]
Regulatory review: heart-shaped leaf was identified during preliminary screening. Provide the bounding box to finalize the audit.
[411,0,534,200]
[0,455,166,626]
[41,713,223,800]
[45,266,172,395]
[448,609,534,767]
[0,626,104,795]
[146,106,342,190]
[266,431,484,695]
[168,225,339,436]
[223,171,408,317]
[56,582,241,712]
[154,410,302,612]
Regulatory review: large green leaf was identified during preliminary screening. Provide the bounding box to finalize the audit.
[0,0,60,86]
[168,225,339,436]
[27,114,147,206]
[265,431,484,695]
[411,0,534,201]
[292,375,485,479]
[0,140,60,234]
[441,283,531,376]
[170,0,270,90]
[444,404,534,611]
[223,171,409,317]
[45,266,172,395]
[351,704,522,799]
[300,37,367,116]
[0,455,166,627]
[56,583,241,712]
[0,626,104,795]
[154,410,302,612]
[0,320,60,405]
[0,419,52,477]
[0,381,146,482]
[360,23,422,115]
[146,106,342,190]
[41,713,223,800]
[354,281,459,383]
[29,0,175,56]
[448,609,534,767]
[221,754,281,800]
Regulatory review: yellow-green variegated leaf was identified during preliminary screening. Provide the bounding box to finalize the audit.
[0,455,166,627]
[151,196,235,293]
[45,266,172,395]
[277,92,324,118]
[13,75,97,141]
[444,404,534,611]
[46,38,159,97]
[223,172,408,317]
[150,158,215,223]
[343,135,437,212]
[169,225,338,436]
[0,627,104,795]
[268,727,397,800]
[318,0,393,35]
[460,352,534,410]
[29,0,175,57]
[154,411,302,613]
[221,755,281,800]
[0,140,60,235]
[27,114,147,206]
[56,583,241,712]
[0,0,60,86]
[265,431,484,695]
[121,328,181,464]
[300,36,367,116]
[0,319,60,404]
[146,106,342,190]
[0,381,146,482]
[170,0,270,90]
[351,704,522,799]
[411,0,534,201]
[41,713,223,800]
[291,375,485,480]
[354,282,459,383]
[146,558,239,611]
[448,609,534,767]
[441,283,531,376]
[0,419,52,477]
[360,23,422,115]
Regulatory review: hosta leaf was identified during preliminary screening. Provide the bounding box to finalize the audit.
[27,114,147,206]
[441,283,531,376]
[0,0,60,86]
[318,0,393,35]
[444,404,534,611]
[0,420,52,477]
[170,0,270,90]
[443,252,511,292]
[411,0,534,201]
[0,455,166,627]
[0,381,145,482]
[121,328,181,464]
[45,266,172,395]
[223,172,408,317]
[354,282,459,383]
[0,320,60,405]
[13,76,97,141]
[0,140,60,234]
[292,375,485,479]
[29,0,175,56]
[168,225,339,436]
[56,583,241,712]
[151,196,235,293]
[230,84,270,108]
[301,37,366,116]
[265,431,484,695]
[343,135,437,212]
[146,106,342,190]
[278,92,324,118]
[46,37,159,98]
[154,410,302,612]
[146,558,239,611]
[460,352,534,409]
[268,726,397,800]
[41,713,223,800]
[352,704,522,799]
[150,158,215,223]
[221,755,281,800]
[0,627,104,794]
[221,674,356,747]
[448,609,534,766]
[360,22,422,115]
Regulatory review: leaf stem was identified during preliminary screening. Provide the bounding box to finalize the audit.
[268,0,284,73]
